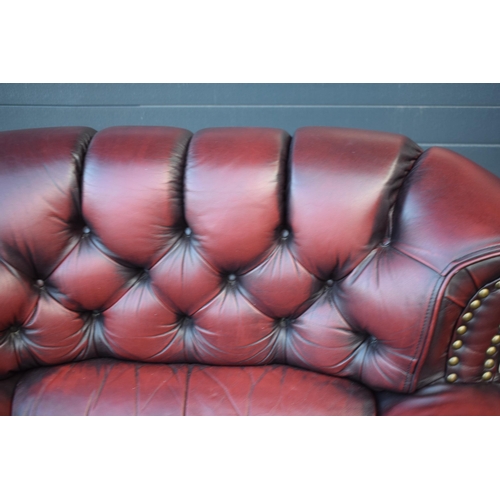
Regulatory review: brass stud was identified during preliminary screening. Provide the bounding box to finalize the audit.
[463,312,473,322]
[457,325,467,335]
[448,356,459,366]
[470,300,481,309]
[482,371,493,381]
[491,335,500,345]
[484,359,495,369]
[486,346,497,356]
[496,281,500,289]
[478,289,490,298]
[452,340,463,349]
[446,373,458,383]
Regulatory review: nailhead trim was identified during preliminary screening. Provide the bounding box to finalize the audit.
[447,283,499,383]
[481,326,500,383]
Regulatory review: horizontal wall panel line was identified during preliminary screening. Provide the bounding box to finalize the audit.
[2,84,499,106]
[1,104,500,109]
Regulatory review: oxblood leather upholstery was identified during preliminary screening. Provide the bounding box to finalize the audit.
[12,360,375,416]
[377,383,500,416]
[1,125,499,416]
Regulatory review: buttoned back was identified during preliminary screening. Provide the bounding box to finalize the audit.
[4,125,497,392]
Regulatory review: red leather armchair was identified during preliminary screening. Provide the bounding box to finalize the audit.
[1,125,499,416]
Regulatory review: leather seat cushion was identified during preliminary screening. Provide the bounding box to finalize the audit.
[11,359,376,416]
[377,383,500,416]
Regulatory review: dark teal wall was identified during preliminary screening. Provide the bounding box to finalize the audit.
[1,84,499,176]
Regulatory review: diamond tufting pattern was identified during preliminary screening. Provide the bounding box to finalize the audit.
[2,124,500,398]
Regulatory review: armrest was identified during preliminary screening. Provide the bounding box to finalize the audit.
[416,256,500,388]
[392,147,500,390]
[335,147,500,393]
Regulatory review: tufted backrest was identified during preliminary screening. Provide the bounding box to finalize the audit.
[2,126,499,392]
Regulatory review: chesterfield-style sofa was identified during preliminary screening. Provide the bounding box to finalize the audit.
[0,125,499,416]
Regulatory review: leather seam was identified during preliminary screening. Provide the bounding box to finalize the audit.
[386,139,424,244]
[390,245,441,275]
[404,273,445,392]
[182,365,193,416]
[464,267,480,289]
[74,128,97,221]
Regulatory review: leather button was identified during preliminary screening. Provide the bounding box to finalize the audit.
[82,226,91,235]
[228,274,236,282]
[178,314,191,324]
[184,227,192,236]
[35,279,44,288]
[281,229,290,240]
[326,279,334,287]
[9,326,20,336]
